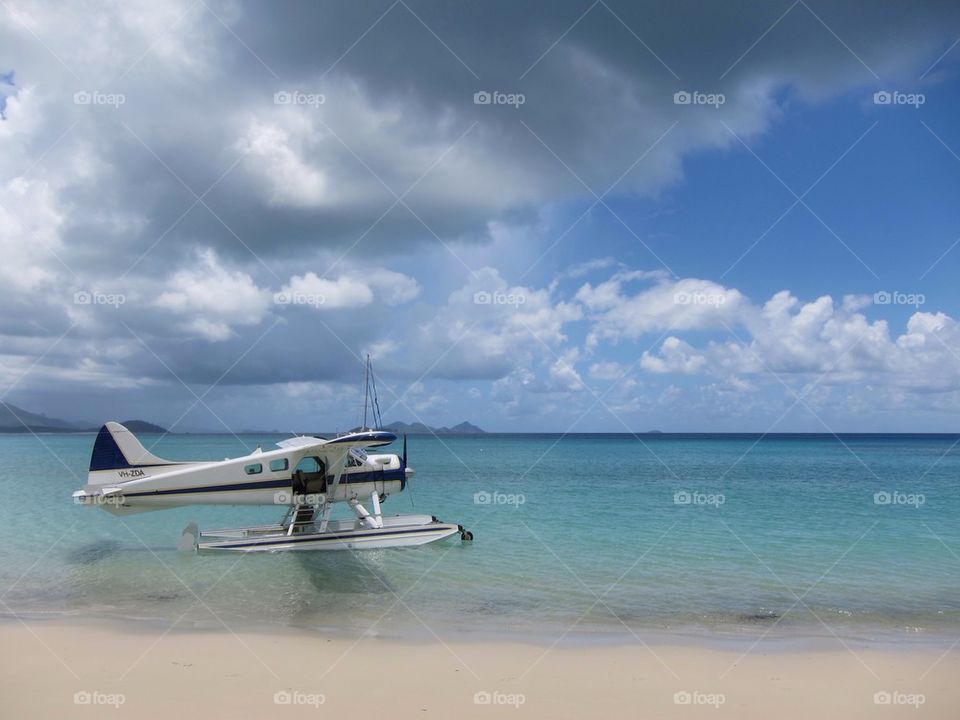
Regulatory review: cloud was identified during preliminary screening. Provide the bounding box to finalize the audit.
[548,348,584,391]
[396,266,582,380]
[277,268,419,310]
[366,269,421,305]
[154,249,271,341]
[637,290,960,395]
[588,360,627,381]
[564,257,619,279]
[4,0,955,288]
[278,272,373,310]
[577,271,749,348]
[2,1,960,430]
[236,119,329,207]
[640,336,708,374]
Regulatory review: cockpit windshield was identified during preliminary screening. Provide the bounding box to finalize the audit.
[347,448,368,467]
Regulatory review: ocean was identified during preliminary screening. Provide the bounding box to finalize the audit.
[2,432,958,643]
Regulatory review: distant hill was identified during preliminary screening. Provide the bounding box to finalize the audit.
[0,402,81,431]
[120,420,168,433]
[382,420,485,435]
[0,403,167,434]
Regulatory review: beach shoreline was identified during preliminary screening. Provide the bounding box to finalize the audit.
[2,617,957,719]
[3,609,958,652]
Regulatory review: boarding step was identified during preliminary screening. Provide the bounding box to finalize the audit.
[291,505,316,527]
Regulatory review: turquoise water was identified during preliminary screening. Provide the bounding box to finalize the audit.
[1,432,959,642]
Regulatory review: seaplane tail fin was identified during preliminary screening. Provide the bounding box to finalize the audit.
[87,422,176,483]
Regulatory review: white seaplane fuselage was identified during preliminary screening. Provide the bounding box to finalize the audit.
[72,422,468,552]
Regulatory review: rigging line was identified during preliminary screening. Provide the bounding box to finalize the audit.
[370,361,384,428]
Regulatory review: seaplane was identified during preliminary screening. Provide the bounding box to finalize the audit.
[72,359,473,553]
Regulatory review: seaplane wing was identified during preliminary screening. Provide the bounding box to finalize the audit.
[72,423,400,514]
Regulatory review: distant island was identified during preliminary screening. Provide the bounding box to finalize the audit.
[0,402,478,436]
[119,420,168,433]
[381,421,486,435]
[0,402,79,432]
[0,402,166,434]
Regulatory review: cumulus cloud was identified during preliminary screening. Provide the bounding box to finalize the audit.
[236,119,329,208]
[577,271,749,348]
[549,348,585,391]
[638,290,960,395]
[278,272,373,310]
[588,360,628,381]
[154,249,271,341]
[396,266,582,380]
[277,268,420,310]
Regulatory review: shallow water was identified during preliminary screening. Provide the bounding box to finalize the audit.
[1,432,958,642]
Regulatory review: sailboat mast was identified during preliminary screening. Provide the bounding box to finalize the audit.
[362,354,370,430]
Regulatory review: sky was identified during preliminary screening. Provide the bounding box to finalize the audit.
[1,0,960,433]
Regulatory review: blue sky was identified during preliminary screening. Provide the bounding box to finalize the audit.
[2,1,960,433]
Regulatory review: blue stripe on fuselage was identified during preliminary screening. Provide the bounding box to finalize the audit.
[119,467,405,498]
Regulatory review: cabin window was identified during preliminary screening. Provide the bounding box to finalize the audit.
[244,463,263,475]
[269,458,289,472]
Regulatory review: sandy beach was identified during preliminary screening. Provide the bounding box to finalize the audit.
[1,620,956,719]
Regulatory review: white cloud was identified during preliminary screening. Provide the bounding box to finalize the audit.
[366,269,421,305]
[588,360,627,381]
[0,177,63,292]
[277,268,420,310]
[279,272,372,310]
[405,267,582,380]
[154,249,271,341]
[577,272,748,348]
[236,119,328,208]
[549,348,584,391]
[565,257,618,279]
[635,289,960,395]
[640,336,707,374]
